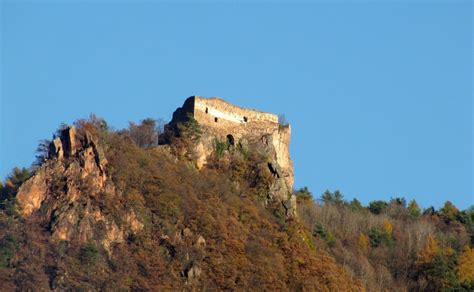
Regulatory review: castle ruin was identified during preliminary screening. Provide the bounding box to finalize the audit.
[168,96,294,191]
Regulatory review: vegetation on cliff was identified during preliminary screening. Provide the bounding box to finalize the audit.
[0,116,360,291]
[0,115,472,291]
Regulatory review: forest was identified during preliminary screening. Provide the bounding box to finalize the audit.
[0,115,473,291]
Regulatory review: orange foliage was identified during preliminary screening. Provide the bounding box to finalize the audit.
[417,234,438,265]
[358,233,370,255]
[382,219,393,236]
[457,246,474,284]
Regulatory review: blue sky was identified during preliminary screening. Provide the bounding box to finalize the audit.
[1,1,472,209]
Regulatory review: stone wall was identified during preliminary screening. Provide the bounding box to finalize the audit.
[168,96,294,190]
[193,96,280,141]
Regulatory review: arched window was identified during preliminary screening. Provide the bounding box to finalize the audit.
[243,116,248,122]
[214,117,218,122]
[226,134,235,146]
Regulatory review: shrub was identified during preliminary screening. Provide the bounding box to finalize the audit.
[237,142,250,160]
[313,223,336,247]
[0,234,18,268]
[368,228,383,247]
[176,113,201,141]
[213,138,229,158]
[80,242,99,267]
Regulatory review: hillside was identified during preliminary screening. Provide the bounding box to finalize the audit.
[0,97,473,291]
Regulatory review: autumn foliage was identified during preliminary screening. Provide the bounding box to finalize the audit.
[0,116,473,291]
[0,117,362,291]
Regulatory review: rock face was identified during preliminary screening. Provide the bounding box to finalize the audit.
[167,96,296,214]
[15,170,48,217]
[16,126,142,252]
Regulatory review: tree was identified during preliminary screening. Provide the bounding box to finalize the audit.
[358,233,370,254]
[423,206,436,216]
[462,206,474,245]
[333,190,344,205]
[457,246,474,284]
[368,226,393,248]
[368,200,388,215]
[176,113,202,141]
[422,252,459,290]
[417,234,438,265]
[390,197,406,208]
[6,167,30,189]
[407,199,421,218]
[321,190,334,204]
[348,198,364,211]
[129,118,159,148]
[1,167,30,201]
[294,187,312,202]
[368,228,383,248]
[382,219,393,236]
[33,139,51,167]
[414,234,462,290]
[320,190,344,205]
[439,201,459,222]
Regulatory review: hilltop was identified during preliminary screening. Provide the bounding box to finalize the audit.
[0,97,473,291]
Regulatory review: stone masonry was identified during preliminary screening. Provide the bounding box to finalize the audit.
[168,96,294,191]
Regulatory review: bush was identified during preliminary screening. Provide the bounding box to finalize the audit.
[0,234,18,268]
[213,138,229,158]
[176,113,201,141]
[80,242,99,267]
[237,142,250,160]
[313,223,336,247]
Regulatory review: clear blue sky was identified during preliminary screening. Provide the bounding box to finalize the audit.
[1,1,472,209]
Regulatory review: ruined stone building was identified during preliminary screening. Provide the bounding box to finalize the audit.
[168,96,294,195]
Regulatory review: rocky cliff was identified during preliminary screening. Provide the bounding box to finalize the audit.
[165,96,296,215]
[16,126,142,253]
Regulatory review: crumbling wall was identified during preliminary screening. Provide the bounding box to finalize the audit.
[167,96,294,191]
[193,96,279,141]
